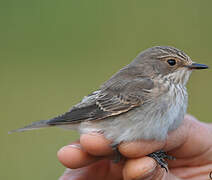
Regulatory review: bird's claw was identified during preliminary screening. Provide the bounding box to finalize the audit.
[147,150,175,172]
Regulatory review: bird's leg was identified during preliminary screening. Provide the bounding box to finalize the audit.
[147,150,175,172]
[111,143,124,163]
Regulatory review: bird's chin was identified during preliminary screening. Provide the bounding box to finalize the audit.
[178,68,192,86]
[165,68,192,86]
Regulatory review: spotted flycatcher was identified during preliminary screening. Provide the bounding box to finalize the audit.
[10,46,208,170]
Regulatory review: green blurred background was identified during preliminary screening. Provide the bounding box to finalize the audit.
[1,0,211,179]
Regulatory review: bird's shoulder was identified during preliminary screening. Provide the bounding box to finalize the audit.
[96,76,154,113]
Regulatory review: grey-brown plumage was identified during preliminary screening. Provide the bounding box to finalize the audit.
[48,78,153,125]
[10,46,208,146]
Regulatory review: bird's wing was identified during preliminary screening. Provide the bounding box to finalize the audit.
[47,78,154,125]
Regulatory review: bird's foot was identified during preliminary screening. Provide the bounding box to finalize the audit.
[111,143,124,163]
[147,150,175,172]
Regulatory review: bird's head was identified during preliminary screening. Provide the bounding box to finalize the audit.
[133,46,208,86]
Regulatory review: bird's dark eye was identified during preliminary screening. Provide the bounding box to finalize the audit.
[167,59,176,66]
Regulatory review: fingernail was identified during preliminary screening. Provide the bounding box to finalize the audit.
[57,144,83,158]
[86,132,104,137]
[68,144,83,150]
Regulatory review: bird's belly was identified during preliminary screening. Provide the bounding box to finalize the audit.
[80,88,187,144]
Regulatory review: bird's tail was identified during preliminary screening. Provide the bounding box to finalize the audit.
[8,120,51,134]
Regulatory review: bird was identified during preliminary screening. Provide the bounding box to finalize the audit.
[10,46,208,170]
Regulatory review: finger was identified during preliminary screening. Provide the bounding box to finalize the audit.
[59,160,123,180]
[80,133,113,156]
[123,157,182,180]
[57,143,100,169]
[123,156,158,180]
[119,140,165,158]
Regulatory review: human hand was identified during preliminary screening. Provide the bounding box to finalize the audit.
[57,115,212,180]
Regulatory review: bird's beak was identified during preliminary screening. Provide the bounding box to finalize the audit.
[186,63,209,70]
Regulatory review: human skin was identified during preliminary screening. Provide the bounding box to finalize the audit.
[57,115,212,180]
